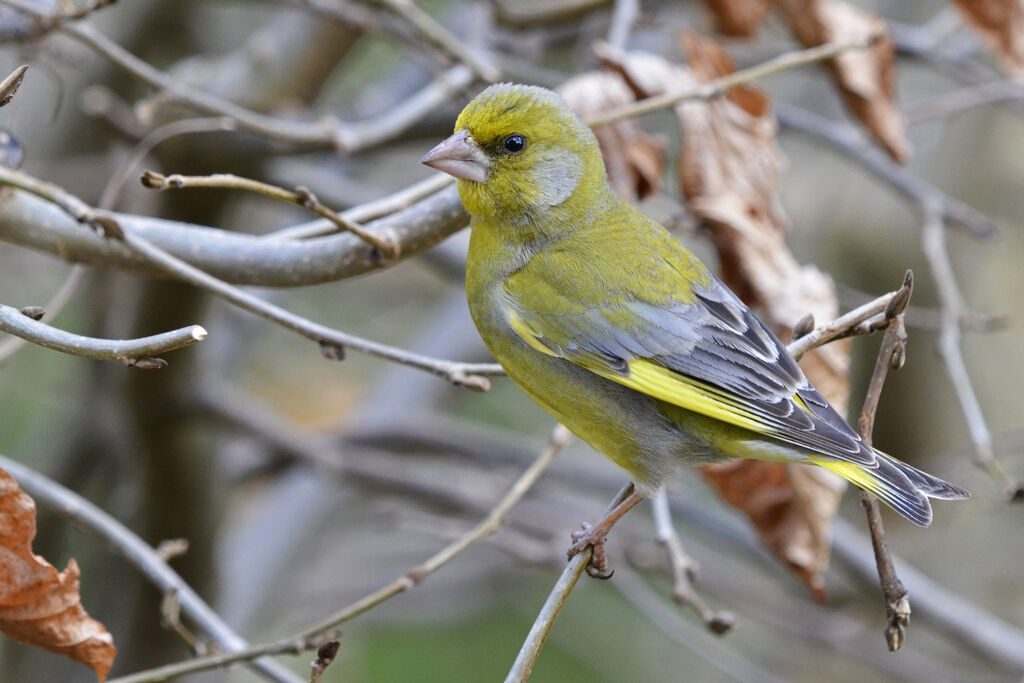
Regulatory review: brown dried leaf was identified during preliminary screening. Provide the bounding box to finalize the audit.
[559,71,665,201]
[777,0,909,162]
[701,0,773,37]
[0,469,116,681]
[953,0,1024,76]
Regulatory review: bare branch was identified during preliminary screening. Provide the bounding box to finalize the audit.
[269,174,454,240]
[106,424,570,683]
[140,171,394,256]
[0,178,469,286]
[0,166,501,386]
[99,117,237,210]
[506,483,635,682]
[650,488,734,634]
[920,204,1020,497]
[0,2,473,154]
[374,0,500,81]
[855,303,912,652]
[0,302,205,365]
[788,272,913,360]
[587,35,883,127]
[0,455,303,683]
[776,103,998,239]
[605,0,638,50]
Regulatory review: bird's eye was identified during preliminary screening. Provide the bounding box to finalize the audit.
[503,134,526,153]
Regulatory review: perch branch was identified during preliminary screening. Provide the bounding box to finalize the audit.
[505,483,635,682]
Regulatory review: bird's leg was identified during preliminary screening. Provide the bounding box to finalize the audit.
[568,490,646,578]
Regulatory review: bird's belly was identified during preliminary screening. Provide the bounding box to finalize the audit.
[497,343,723,492]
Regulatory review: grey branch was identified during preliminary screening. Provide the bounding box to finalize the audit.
[0,455,302,683]
[920,204,1019,496]
[0,182,468,287]
[105,424,569,683]
[776,103,997,239]
[7,6,474,153]
[505,483,635,683]
[0,303,206,364]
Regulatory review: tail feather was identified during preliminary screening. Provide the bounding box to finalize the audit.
[809,451,969,527]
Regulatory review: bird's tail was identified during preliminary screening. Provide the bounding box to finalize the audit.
[809,451,970,527]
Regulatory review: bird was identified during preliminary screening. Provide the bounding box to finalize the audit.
[420,83,968,567]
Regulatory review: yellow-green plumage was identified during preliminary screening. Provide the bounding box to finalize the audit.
[422,83,968,526]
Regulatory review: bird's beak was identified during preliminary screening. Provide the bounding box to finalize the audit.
[420,129,491,183]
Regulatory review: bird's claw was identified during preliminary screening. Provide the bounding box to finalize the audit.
[568,523,614,579]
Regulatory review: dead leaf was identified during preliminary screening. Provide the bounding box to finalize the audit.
[559,71,665,201]
[952,0,1024,76]
[701,0,773,37]
[777,0,909,162]
[0,468,116,681]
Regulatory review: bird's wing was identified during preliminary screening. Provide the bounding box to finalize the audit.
[501,243,876,466]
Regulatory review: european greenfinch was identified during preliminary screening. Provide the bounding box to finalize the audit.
[421,83,968,530]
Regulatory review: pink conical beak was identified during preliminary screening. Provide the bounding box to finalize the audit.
[420,129,491,183]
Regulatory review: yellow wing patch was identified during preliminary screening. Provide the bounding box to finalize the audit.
[505,307,806,439]
[605,359,768,434]
[809,457,884,497]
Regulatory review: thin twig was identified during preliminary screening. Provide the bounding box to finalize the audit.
[854,283,912,652]
[650,488,734,634]
[610,559,790,683]
[0,302,205,365]
[267,174,454,241]
[107,425,571,683]
[0,455,302,683]
[919,204,1020,497]
[788,272,913,360]
[505,483,635,683]
[587,35,882,127]
[906,78,1024,123]
[375,0,500,81]
[140,171,393,256]
[99,117,236,211]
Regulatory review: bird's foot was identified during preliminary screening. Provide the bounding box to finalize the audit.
[568,523,614,579]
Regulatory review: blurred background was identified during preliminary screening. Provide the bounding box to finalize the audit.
[0,0,1022,681]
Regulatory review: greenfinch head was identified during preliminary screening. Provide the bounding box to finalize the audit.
[421,84,608,223]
